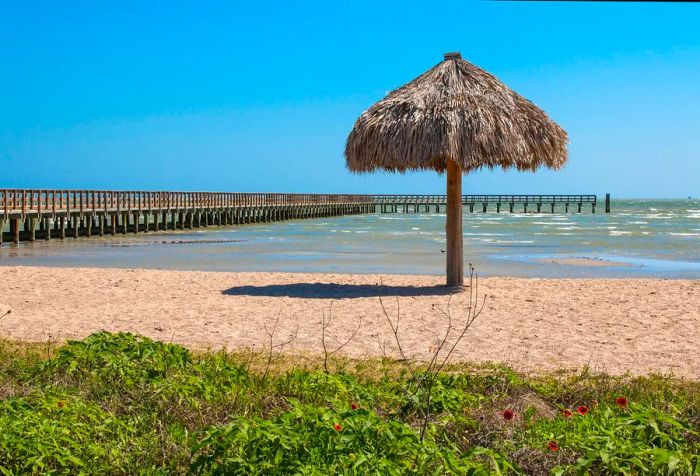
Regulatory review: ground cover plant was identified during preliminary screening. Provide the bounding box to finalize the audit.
[0,332,698,475]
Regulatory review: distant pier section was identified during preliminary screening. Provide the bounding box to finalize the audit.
[0,190,609,244]
[373,194,606,214]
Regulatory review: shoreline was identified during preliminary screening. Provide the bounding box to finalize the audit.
[0,260,697,280]
[1,266,698,379]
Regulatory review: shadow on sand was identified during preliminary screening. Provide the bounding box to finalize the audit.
[222,282,454,299]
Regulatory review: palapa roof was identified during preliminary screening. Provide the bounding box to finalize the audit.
[345,53,568,173]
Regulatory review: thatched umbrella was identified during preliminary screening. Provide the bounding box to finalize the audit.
[345,52,568,287]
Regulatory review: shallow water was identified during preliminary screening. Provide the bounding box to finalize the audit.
[1,199,699,278]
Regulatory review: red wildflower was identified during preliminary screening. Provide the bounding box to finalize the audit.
[333,423,342,431]
[577,405,589,416]
[548,441,559,452]
[351,402,358,410]
[561,409,572,418]
[615,396,628,408]
[502,409,515,421]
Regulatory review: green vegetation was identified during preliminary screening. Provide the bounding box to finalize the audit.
[0,332,698,475]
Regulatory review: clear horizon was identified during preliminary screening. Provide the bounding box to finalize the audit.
[1,1,699,198]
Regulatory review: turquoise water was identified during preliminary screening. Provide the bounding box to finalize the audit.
[1,200,699,278]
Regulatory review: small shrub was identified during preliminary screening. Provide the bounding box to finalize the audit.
[46,331,193,385]
[191,400,509,475]
[0,392,164,474]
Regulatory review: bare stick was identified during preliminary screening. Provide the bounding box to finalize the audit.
[435,266,486,373]
[261,311,298,382]
[376,334,389,359]
[322,301,363,373]
[321,304,331,371]
[377,281,412,370]
[424,293,454,375]
[374,266,488,442]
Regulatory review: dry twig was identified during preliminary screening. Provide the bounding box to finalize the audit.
[376,265,487,441]
[261,311,298,382]
[321,301,363,373]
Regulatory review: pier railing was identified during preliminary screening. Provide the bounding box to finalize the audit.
[0,190,376,244]
[0,190,372,217]
[1,190,607,213]
[372,194,597,204]
[0,190,605,218]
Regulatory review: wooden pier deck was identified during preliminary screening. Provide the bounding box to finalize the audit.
[373,194,603,214]
[0,190,608,244]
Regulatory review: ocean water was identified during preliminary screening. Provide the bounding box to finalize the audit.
[1,200,699,278]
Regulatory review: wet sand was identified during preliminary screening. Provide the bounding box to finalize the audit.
[543,257,637,267]
[0,266,698,378]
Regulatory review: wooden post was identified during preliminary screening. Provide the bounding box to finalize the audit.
[29,218,36,241]
[59,217,66,239]
[605,193,611,213]
[446,160,463,287]
[11,219,19,243]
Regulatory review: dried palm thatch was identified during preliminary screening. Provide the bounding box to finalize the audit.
[345,53,568,173]
[346,52,568,287]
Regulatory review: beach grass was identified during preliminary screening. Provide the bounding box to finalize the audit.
[0,332,698,475]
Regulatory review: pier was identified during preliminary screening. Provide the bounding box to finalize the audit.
[373,194,603,214]
[0,190,607,244]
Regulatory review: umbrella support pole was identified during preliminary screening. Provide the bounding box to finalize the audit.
[446,160,463,287]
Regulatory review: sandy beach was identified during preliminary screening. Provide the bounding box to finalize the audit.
[0,266,698,378]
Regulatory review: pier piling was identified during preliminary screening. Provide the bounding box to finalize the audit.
[29,218,36,242]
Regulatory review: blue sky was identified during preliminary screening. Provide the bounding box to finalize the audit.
[1,1,698,198]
